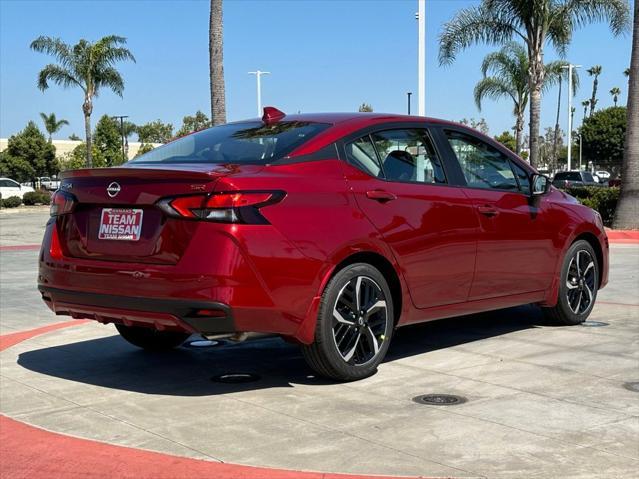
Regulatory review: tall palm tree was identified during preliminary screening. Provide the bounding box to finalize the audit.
[39,112,69,142]
[587,65,603,115]
[625,67,631,76]
[581,99,590,120]
[474,42,574,156]
[614,0,638,230]
[209,0,226,126]
[31,35,135,168]
[610,86,622,106]
[439,0,630,168]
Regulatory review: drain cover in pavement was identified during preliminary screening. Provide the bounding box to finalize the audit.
[211,373,261,384]
[412,394,467,406]
[186,339,219,348]
[580,321,609,327]
[623,382,639,393]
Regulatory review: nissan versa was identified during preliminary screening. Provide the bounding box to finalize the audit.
[38,108,608,381]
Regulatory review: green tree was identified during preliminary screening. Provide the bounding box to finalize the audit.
[581,100,591,121]
[209,0,226,125]
[135,143,156,157]
[494,130,517,152]
[625,67,631,77]
[176,111,211,137]
[459,117,490,135]
[581,106,627,173]
[68,133,81,141]
[439,0,630,168]
[0,121,57,182]
[94,115,124,166]
[610,86,622,107]
[61,142,105,171]
[31,35,135,168]
[39,112,69,142]
[358,103,373,112]
[587,65,603,115]
[136,120,174,143]
[614,1,638,230]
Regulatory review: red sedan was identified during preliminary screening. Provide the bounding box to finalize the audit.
[39,108,608,381]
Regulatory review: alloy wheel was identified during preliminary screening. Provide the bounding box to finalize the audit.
[332,275,389,366]
[566,249,596,315]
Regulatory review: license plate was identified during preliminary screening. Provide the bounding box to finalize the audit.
[98,208,144,241]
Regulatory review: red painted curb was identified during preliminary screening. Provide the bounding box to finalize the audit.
[0,244,41,251]
[0,323,430,479]
[605,229,639,243]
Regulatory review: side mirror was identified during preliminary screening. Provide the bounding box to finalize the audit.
[531,174,550,196]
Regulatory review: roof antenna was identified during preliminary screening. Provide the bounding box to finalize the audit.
[262,106,286,124]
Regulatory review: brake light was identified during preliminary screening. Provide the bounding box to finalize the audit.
[157,191,284,224]
[50,191,76,216]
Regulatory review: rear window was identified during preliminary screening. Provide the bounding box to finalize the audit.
[582,172,595,182]
[554,172,581,181]
[129,121,330,165]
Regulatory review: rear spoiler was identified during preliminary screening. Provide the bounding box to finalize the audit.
[60,166,226,181]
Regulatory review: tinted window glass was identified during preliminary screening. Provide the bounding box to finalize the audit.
[582,172,595,182]
[0,179,18,187]
[370,129,446,184]
[445,131,518,191]
[129,121,330,165]
[510,161,531,195]
[555,172,581,181]
[344,136,383,178]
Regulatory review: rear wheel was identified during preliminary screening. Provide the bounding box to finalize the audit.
[115,324,190,351]
[301,263,394,381]
[543,240,599,325]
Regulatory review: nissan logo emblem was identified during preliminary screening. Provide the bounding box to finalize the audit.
[107,182,121,198]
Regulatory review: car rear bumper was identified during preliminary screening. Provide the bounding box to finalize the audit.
[39,286,235,335]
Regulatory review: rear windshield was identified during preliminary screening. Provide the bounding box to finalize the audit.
[129,121,330,165]
[554,172,581,181]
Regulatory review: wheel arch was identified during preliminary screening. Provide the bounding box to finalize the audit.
[572,232,604,288]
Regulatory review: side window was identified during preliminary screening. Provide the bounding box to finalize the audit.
[370,129,446,184]
[510,161,531,195]
[0,179,16,187]
[344,136,384,178]
[445,130,518,191]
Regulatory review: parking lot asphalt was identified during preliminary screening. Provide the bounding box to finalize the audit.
[1,208,638,478]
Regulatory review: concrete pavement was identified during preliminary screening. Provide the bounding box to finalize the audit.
[1,208,638,478]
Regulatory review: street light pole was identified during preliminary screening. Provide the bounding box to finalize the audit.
[111,115,128,163]
[417,0,426,116]
[407,92,412,115]
[561,63,581,170]
[248,70,270,117]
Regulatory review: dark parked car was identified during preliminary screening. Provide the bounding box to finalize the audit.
[552,171,603,188]
[39,109,609,381]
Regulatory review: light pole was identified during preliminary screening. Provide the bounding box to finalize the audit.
[416,0,425,116]
[561,63,581,170]
[248,70,270,117]
[111,115,128,163]
[407,92,412,115]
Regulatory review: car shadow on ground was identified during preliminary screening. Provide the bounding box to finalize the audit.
[17,305,549,396]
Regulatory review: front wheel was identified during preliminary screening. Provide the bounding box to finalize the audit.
[115,324,190,351]
[543,240,599,325]
[301,263,394,381]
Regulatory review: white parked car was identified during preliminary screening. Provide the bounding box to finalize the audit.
[0,177,34,199]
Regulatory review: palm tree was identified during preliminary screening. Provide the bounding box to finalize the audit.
[31,35,135,168]
[625,67,631,76]
[474,42,574,156]
[614,0,638,230]
[209,0,226,126]
[39,112,69,142]
[439,0,630,168]
[581,99,590,121]
[587,65,603,115]
[610,87,622,107]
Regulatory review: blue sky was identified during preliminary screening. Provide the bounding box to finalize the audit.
[0,0,633,140]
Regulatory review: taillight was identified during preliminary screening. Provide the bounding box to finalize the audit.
[50,191,76,216]
[157,191,284,224]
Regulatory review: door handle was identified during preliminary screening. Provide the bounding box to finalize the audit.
[366,190,397,202]
[477,205,499,217]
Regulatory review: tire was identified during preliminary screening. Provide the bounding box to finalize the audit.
[301,263,394,381]
[115,324,190,351]
[543,240,599,325]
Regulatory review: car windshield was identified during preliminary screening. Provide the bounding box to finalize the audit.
[582,172,595,182]
[129,121,330,165]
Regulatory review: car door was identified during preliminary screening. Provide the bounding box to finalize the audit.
[441,128,556,299]
[339,125,478,310]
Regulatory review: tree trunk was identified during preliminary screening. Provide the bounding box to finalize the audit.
[528,68,544,168]
[515,111,523,155]
[209,0,226,126]
[590,76,598,115]
[613,0,639,230]
[83,98,93,168]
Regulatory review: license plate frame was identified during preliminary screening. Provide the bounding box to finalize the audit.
[98,208,144,241]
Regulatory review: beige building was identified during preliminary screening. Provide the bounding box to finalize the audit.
[0,139,159,161]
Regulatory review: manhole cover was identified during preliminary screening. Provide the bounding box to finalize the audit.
[623,382,639,393]
[211,373,260,384]
[412,394,467,406]
[185,339,219,348]
[580,321,609,327]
